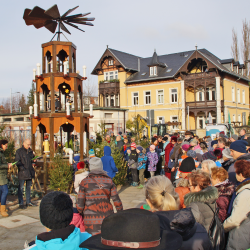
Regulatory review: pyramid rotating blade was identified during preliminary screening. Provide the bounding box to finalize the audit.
[61,6,79,18]
[67,17,95,22]
[23,9,33,25]
[64,21,85,32]
[45,4,60,19]
[45,20,58,33]
[68,21,94,26]
[28,6,51,20]
[60,22,71,35]
[63,14,84,20]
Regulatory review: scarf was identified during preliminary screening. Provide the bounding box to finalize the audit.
[227,177,250,215]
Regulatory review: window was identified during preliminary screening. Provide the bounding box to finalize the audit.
[201,65,207,72]
[104,70,118,80]
[243,90,245,103]
[157,90,164,104]
[206,86,215,101]
[133,92,139,106]
[145,91,151,105]
[171,116,178,129]
[108,60,113,66]
[238,114,241,122]
[150,66,157,76]
[158,116,165,124]
[232,87,235,102]
[105,113,113,118]
[105,95,109,107]
[233,114,236,122]
[237,89,240,103]
[197,87,205,101]
[110,95,115,106]
[170,88,178,103]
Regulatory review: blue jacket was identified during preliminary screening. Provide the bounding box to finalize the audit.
[101,146,118,178]
[137,153,147,170]
[27,227,91,250]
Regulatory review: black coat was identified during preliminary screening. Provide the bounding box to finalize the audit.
[15,146,35,180]
[156,209,212,250]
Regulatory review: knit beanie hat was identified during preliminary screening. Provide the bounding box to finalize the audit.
[131,143,136,148]
[89,149,95,157]
[211,140,218,147]
[202,151,217,161]
[171,136,177,143]
[74,155,80,162]
[230,140,248,153]
[89,157,103,171]
[77,161,85,170]
[137,146,143,153]
[187,150,196,158]
[150,145,156,151]
[40,191,73,230]
[231,134,238,141]
[222,148,233,159]
[182,144,190,152]
[179,157,196,173]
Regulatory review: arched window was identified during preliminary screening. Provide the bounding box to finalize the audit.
[45,51,52,73]
[57,50,68,72]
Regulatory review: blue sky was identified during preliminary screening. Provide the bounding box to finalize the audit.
[1,0,250,99]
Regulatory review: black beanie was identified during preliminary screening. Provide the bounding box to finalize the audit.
[179,157,196,173]
[152,137,157,143]
[40,191,73,230]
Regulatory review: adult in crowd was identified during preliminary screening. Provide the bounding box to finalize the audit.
[175,157,196,208]
[184,131,193,142]
[184,170,219,232]
[230,134,238,142]
[190,139,202,154]
[105,135,111,144]
[201,160,217,175]
[25,191,91,250]
[0,140,12,217]
[158,135,164,151]
[101,146,118,179]
[211,140,218,150]
[128,143,138,186]
[229,140,250,184]
[77,157,123,235]
[74,161,89,193]
[136,146,147,189]
[239,128,246,140]
[116,135,124,155]
[110,131,115,140]
[224,160,250,250]
[211,167,234,222]
[145,176,212,250]
[221,148,234,172]
[164,136,177,171]
[202,150,217,162]
[217,138,226,154]
[15,139,36,209]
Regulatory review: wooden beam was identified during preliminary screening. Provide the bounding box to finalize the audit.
[80,117,84,161]
[74,78,78,112]
[51,76,55,112]
[49,117,54,157]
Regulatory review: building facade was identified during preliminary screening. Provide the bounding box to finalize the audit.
[92,47,249,132]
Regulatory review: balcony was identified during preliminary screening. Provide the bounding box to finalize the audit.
[183,71,217,80]
[186,100,224,109]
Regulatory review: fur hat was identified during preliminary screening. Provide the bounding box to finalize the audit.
[89,157,103,171]
[39,191,73,230]
[80,208,182,250]
[179,157,196,173]
[230,140,248,153]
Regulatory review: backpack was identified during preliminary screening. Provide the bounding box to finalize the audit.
[205,202,225,250]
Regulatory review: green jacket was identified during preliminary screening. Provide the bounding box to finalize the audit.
[0,148,8,185]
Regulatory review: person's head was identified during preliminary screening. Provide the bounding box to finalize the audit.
[187,150,196,159]
[240,129,246,136]
[181,144,190,154]
[150,144,155,152]
[106,135,110,141]
[201,160,217,174]
[185,131,192,139]
[145,176,179,211]
[131,137,136,142]
[200,141,208,152]
[89,157,103,171]
[116,135,121,141]
[77,161,85,170]
[177,137,183,144]
[190,139,198,147]
[230,134,238,142]
[214,148,222,160]
[0,139,8,151]
[89,149,95,158]
[152,137,158,146]
[136,146,143,154]
[222,148,233,161]
[124,138,128,144]
[211,140,218,149]
[234,160,250,182]
[218,138,226,148]
[211,167,228,186]
[230,140,248,159]
[171,136,177,145]
[40,191,73,231]
[111,131,114,136]
[194,136,199,140]
[131,142,136,150]
[188,170,211,193]
[158,135,162,142]
[73,155,80,163]
[123,135,127,139]
[23,139,31,150]
[179,157,196,178]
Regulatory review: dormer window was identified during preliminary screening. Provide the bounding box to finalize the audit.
[150,66,157,76]
[109,60,114,66]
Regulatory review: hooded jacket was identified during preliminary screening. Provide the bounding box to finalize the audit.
[0,148,8,185]
[74,169,89,193]
[101,146,118,179]
[156,209,212,250]
[25,225,91,250]
[184,186,219,232]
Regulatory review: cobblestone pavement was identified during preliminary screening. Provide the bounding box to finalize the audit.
[0,184,146,250]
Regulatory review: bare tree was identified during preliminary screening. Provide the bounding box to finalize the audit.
[241,19,250,76]
[231,28,240,62]
[82,77,98,97]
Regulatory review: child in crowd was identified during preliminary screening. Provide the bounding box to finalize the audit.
[74,161,89,193]
[147,145,158,177]
[128,143,138,186]
[72,155,80,181]
[136,146,147,189]
[101,146,118,179]
[24,191,91,250]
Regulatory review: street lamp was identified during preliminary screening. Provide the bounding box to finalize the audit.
[10,88,20,113]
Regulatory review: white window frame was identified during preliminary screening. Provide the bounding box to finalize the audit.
[170,115,179,129]
[232,87,235,102]
[170,88,178,103]
[150,66,157,76]
[144,91,151,105]
[237,89,240,103]
[206,86,216,101]
[196,87,205,101]
[108,60,113,66]
[157,89,164,104]
[132,92,139,106]
[104,70,118,80]
[233,114,236,122]
[238,114,241,122]
[157,116,165,124]
[243,90,245,103]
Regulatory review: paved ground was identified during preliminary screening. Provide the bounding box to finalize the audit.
[0,184,146,250]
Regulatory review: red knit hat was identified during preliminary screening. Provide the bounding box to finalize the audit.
[131,143,136,148]
[171,136,177,143]
[77,162,85,170]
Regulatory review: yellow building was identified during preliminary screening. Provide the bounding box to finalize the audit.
[92,47,249,132]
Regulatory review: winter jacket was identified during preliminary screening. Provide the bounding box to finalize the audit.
[116,140,124,155]
[164,142,174,166]
[222,158,234,172]
[137,153,147,170]
[227,153,250,184]
[184,186,219,232]
[76,170,123,235]
[170,143,181,161]
[147,151,158,172]
[160,141,169,156]
[156,208,212,250]
[224,180,250,250]
[15,146,35,180]
[25,225,91,250]
[167,148,175,169]
[101,146,118,179]
[214,179,235,222]
[74,169,89,193]
[0,148,8,185]
[175,178,190,209]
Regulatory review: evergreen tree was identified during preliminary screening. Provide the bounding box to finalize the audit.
[27,82,35,107]
[18,94,28,112]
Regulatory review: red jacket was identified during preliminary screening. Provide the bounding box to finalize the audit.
[164,143,174,166]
